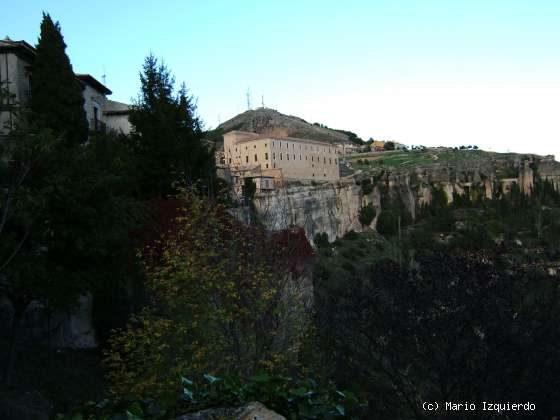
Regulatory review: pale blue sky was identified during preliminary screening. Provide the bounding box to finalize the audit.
[3,1,560,157]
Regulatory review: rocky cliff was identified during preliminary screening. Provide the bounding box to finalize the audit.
[250,180,381,245]
[250,153,560,245]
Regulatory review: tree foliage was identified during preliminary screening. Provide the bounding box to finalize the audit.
[314,251,560,419]
[31,13,88,144]
[128,55,214,198]
[105,192,314,397]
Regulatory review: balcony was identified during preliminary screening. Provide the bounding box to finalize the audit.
[89,118,106,133]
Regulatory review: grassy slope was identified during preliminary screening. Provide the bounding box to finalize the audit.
[341,148,534,175]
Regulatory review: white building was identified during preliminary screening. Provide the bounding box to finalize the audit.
[0,36,131,137]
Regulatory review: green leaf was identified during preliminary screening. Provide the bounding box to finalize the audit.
[126,411,143,420]
[203,373,222,384]
[335,404,345,416]
[127,402,143,416]
[182,387,195,402]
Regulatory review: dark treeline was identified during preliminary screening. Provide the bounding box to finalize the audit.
[0,11,214,405]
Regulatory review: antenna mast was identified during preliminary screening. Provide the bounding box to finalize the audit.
[246,87,252,110]
[261,95,265,108]
[102,65,107,86]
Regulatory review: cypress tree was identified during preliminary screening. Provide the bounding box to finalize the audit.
[31,13,88,144]
[129,55,214,198]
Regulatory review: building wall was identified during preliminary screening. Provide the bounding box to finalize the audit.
[0,52,31,135]
[82,84,107,129]
[224,131,340,182]
[269,137,339,181]
[104,113,132,135]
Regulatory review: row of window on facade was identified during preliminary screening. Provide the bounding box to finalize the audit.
[229,153,338,165]
[228,141,336,154]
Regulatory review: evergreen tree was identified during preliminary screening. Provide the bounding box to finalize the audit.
[31,13,88,144]
[129,55,214,198]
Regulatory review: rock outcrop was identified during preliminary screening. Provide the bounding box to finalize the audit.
[253,180,365,244]
[177,401,285,420]
[249,155,560,245]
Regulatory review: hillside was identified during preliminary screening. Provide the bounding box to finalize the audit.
[217,108,355,144]
[340,147,558,178]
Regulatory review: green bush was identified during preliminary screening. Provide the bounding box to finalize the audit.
[343,230,359,240]
[314,232,330,249]
[359,204,376,227]
[59,373,364,419]
[376,210,395,236]
[360,179,374,195]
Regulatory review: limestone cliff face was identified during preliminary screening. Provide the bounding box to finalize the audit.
[253,181,366,244]
[250,155,560,244]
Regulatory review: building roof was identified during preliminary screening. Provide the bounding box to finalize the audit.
[235,134,337,148]
[0,36,36,62]
[103,100,131,115]
[76,74,112,95]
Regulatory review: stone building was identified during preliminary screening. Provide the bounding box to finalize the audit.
[0,36,131,137]
[224,130,340,183]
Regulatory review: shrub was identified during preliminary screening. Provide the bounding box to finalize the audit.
[314,232,330,249]
[59,373,365,419]
[104,192,313,397]
[360,179,374,195]
[343,230,359,240]
[359,204,376,227]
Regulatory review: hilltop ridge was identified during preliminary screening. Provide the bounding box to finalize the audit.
[217,108,356,144]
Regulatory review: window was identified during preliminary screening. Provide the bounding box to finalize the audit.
[254,145,256,148]
[254,154,257,162]
[293,154,295,160]
[287,154,289,160]
[266,164,269,169]
[273,141,275,146]
[280,153,283,160]
[335,159,338,164]
[265,153,268,160]
[300,154,302,160]
[311,156,314,162]
[273,163,276,168]
[329,158,332,164]
[246,156,249,163]
[324,157,326,164]
[229,158,232,164]
[245,146,247,150]
[273,153,275,159]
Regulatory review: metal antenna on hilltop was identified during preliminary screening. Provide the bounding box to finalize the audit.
[246,87,252,110]
[261,95,265,108]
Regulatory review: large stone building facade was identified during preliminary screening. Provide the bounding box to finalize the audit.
[0,36,132,137]
[224,130,340,183]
